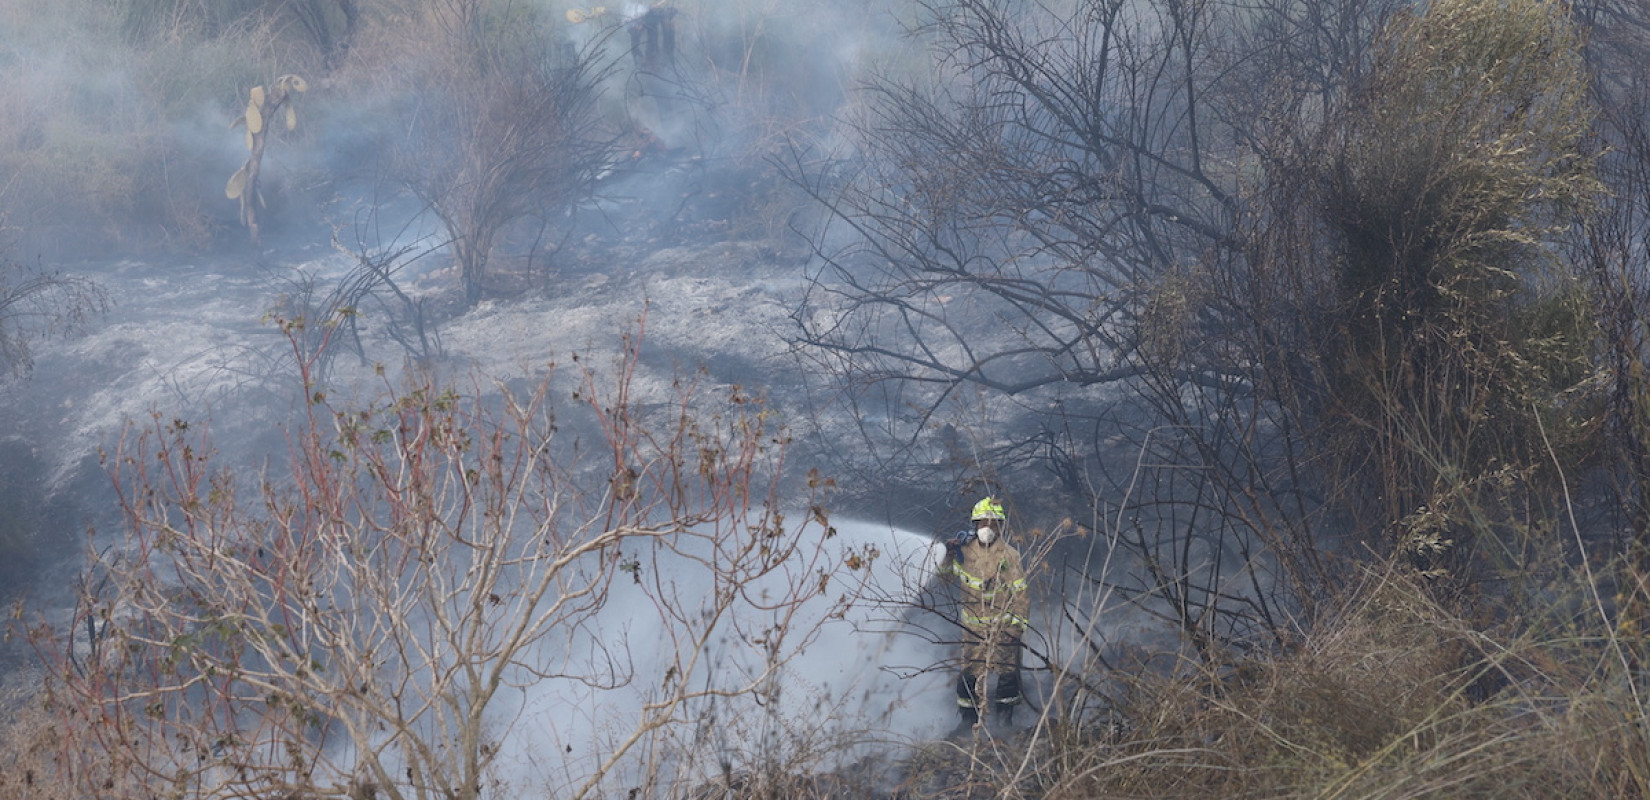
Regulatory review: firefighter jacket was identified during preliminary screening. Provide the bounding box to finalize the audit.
[940,536,1029,672]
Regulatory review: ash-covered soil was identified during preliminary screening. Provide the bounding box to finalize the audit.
[10,232,813,483]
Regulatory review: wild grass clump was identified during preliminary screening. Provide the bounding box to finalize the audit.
[1026,571,1650,800]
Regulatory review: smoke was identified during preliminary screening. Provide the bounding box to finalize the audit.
[491,518,953,796]
[0,1,1134,790]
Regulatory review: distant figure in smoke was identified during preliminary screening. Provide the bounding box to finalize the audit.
[628,3,678,67]
[938,497,1029,729]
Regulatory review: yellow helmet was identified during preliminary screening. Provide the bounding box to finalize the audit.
[970,497,1006,521]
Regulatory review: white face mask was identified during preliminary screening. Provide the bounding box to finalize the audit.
[976,525,997,545]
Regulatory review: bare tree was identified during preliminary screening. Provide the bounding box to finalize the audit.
[788,0,1353,654]
[793,0,1231,400]
[792,0,1607,657]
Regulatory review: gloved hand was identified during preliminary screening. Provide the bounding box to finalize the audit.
[926,541,951,578]
[944,529,973,562]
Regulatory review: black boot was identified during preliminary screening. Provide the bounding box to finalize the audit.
[991,670,1022,728]
[956,671,984,728]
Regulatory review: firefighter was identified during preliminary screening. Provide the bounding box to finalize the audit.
[627,4,678,67]
[939,497,1029,728]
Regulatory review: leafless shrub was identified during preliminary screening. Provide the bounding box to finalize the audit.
[0,258,107,380]
[374,2,615,306]
[25,320,872,800]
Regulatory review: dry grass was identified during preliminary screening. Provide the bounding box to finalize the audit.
[0,669,74,800]
[1006,572,1650,800]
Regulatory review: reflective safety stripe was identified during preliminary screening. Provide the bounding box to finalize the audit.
[957,696,978,708]
[963,611,1030,628]
[944,564,1028,599]
[944,562,988,591]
